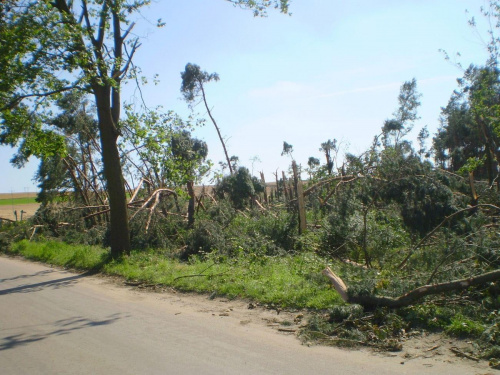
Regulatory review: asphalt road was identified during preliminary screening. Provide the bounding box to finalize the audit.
[0,256,490,374]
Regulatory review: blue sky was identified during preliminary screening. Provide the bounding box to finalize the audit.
[0,0,490,192]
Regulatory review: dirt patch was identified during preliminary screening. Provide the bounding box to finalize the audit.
[0,203,40,221]
[0,192,39,221]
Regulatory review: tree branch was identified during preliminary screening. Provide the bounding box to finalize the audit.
[2,86,76,111]
[323,266,500,309]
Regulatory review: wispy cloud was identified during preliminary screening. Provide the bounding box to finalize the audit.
[418,75,458,86]
[247,81,310,99]
[311,75,458,100]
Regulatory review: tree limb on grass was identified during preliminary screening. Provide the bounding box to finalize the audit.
[323,266,500,309]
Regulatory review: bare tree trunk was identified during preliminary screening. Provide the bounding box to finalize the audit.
[282,171,289,203]
[260,171,268,205]
[186,180,195,228]
[94,85,130,257]
[477,116,500,190]
[292,161,306,234]
[273,169,280,199]
[362,208,371,268]
[199,81,233,175]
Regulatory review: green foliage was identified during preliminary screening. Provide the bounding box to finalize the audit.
[319,145,454,263]
[32,93,102,204]
[129,210,183,250]
[181,200,297,259]
[445,314,485,337]
[180,63,220,104]
[434,64,500,182]
[225,0,291,17]
[379,154,456,237]
[123,107,208,188]
[382,78,421,148]
[281,141,294,158]
[319,139,338,175]
[433,95,483,172]
[183,218,228,259]
[215,167,262,209]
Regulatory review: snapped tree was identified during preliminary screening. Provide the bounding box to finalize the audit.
[180,63,234,175]
[0,0,290,256]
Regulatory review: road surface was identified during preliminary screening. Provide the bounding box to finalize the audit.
[0,256,491,374]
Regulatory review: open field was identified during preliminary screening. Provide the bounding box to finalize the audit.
[0,197,37,205]
[0,192,38,200]
[0,192,39,221]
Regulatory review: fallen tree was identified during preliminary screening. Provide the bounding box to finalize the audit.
[323,266,500,309]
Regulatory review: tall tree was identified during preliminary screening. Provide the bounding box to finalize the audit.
[433,66,500,185]
[382,78,421,150]
[463,65,500,187]
[180,63,234,175]
[433,93,484,173]
[170,130,209,227]
[306,156,320,179]
[1,0,144,256]
[0,0,290,256]
[36,92,103,208]
[320,139,337,175]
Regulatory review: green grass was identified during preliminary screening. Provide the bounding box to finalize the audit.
[5,240,342,309]
[445,314,485,337]
[0,197,38,205]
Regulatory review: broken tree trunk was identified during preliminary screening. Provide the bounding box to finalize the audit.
[292,161,307,234]
[273,169,280,199]
[260,171,268,205]
[323,266,500,309]
[282,171,289,203]
[186,181,196,228]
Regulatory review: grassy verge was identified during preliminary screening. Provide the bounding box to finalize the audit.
[4,240,342,309]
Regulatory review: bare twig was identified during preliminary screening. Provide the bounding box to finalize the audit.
[449,347,480,361]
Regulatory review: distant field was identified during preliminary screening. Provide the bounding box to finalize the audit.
[0,192,37,200]
[0,193,39,221]
[0,197,38,206]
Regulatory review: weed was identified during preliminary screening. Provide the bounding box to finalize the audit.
[445,314,485,337]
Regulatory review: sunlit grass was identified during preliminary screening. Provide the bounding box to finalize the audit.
[6,240,342,309]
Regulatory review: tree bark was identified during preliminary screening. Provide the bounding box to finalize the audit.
[292,161,307,234]
[94,85,130,257]
[323,266,500,309]
[199,81,233,175]
[186,180,195,228]
[260,171,268,205]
